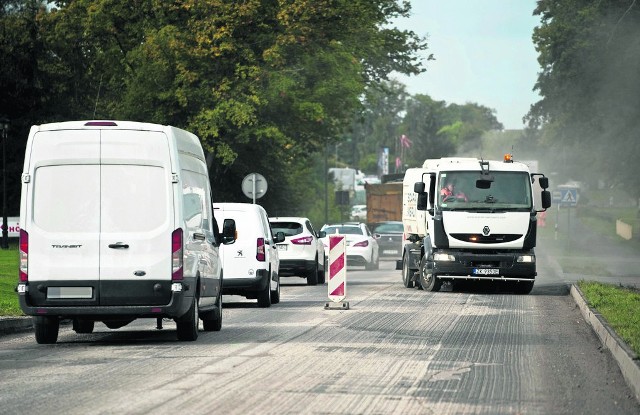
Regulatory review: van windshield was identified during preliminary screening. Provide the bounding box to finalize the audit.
[438,171,532,211]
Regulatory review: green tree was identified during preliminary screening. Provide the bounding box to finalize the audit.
[528,0,640,196]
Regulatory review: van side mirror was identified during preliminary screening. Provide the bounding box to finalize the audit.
[414,182,425,193]
[274,231,285,243]
[318,230,326,238]
[221,219,236,244]
[541,190,551,210]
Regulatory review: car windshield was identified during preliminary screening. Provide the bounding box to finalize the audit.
[438,171,532,211]
[323,225,363,236]
[270,221,303,236]
[373,223,403,233]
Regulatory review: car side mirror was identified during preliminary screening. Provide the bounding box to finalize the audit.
[221,219,236,244]
[318,230,326,238]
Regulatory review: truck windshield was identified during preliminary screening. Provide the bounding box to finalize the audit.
[438,171,532,211]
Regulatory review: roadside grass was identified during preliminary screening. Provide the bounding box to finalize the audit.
[578,280,640,356]
[0,244,22,316]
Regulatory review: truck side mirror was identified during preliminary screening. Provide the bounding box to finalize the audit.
[274,231,285,243]
[541,190,551,209]
[414,182,425,193]
[539,177,549,189]
[318,230,326,238]
[417,193,428,211]
[221,219,237,244]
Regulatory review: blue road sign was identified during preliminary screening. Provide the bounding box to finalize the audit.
[559,188,578,206]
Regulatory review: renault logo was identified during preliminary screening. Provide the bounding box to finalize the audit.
[482,226,490,236]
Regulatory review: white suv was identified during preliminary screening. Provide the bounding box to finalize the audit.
[269,217,326,285]
[320,222,379,270]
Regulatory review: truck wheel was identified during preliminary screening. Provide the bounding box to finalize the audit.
[202,292,222,332]
[419,258,441,292]
[306,261,318,286]
[176,295,199,341]
[402,255,415,288]
[72,318,95,334]
[512,281,534,295]
[34,316,59,344]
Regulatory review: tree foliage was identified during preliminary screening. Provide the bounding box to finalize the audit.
[527,0,640,196]
[0,0,428,217]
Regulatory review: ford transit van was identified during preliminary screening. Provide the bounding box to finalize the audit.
[16,121,236,344]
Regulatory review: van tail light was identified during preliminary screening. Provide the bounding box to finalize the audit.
[171,228,183,281]
[353,240,369,248]
[19,229,28,282]
[291,236,313,245]
[256,238,266,261]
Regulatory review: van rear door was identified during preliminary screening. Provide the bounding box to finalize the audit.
[26,129,101,306]
[98,130,173,306]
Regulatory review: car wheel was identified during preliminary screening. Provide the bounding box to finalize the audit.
[419,256,441,292]
[271,274,281,304]
[72,318,95,334]
[202,292,222,332]
[306,260,318,286]
[34,316,59,344]
[317,262,326,284]
[402,254,415,288]
[176,295,199,341]
[257,275,272,307]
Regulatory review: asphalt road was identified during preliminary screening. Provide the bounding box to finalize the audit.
[1,240,639,414]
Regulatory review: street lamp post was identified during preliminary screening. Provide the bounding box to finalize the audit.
[0,117,9,250]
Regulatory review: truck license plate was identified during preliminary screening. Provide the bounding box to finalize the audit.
[473,268,499,275]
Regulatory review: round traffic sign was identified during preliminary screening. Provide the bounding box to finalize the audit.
[242,173,268,200]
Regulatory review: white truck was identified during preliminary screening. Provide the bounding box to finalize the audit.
[399,156,551,294]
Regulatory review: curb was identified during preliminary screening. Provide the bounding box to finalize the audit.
[0,316,33,334]
[570,284,640,402]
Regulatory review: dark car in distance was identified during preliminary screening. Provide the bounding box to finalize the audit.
[372,221,404,258]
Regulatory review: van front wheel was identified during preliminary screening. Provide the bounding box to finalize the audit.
[34,316,59,344]
[176,295,199,341]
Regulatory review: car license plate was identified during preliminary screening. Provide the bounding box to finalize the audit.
[277,244,287,251]
[383,250,398,255]
[473,268,499,275]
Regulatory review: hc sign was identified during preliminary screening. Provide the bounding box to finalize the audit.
[0,217,20,237]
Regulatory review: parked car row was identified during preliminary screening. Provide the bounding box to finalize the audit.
[15,121,404,345]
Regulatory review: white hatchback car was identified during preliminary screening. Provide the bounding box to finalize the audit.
[269,217,327,285]
[320,223,379,270]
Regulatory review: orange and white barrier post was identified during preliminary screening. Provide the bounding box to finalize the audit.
[324,234,349,310]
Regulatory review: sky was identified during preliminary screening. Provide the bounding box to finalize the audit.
[392,1,542,130]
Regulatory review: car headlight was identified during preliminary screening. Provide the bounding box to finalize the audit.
[517,255,535,263]
[433,253,455,262]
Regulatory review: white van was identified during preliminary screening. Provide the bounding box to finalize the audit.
[16,120,236,344]
[213,203,284,307]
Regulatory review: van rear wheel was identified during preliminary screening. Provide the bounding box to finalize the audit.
[34,316,59,344]
[73,318,95,334]
[176,295,199,341]
[257,279,272,308]
[202,292,222,332]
